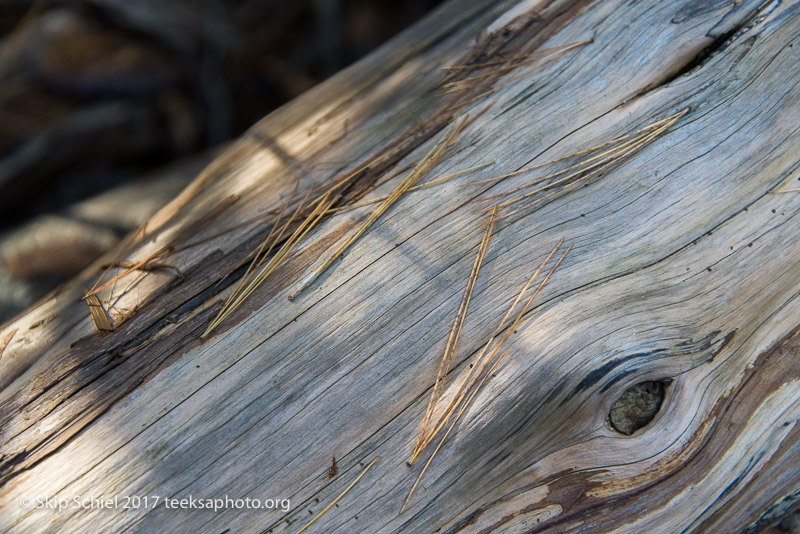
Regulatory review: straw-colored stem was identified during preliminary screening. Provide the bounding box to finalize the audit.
[476,114,681,214]
[414,206,498,458]
[289,117,467,300]
[402,353,505,513]
[295,455,381,534]
[462,109,687,190]
[331,161,495,214]
[410,238,565,462]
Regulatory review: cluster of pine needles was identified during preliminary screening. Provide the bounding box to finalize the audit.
[402,206,571,511]
[83,113,494,335]
[440,39,593,107]
[203,115,476,336]
[466,107,690,220]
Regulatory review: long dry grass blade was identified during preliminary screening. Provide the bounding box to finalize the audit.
[295,455,381,534]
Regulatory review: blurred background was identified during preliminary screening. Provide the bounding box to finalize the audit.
[0,0,443,323]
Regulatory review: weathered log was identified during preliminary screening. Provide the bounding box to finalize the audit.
[2,0,800,532]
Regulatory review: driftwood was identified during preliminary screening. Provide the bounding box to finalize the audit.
[2,0,800,532]
[0,148,213,322]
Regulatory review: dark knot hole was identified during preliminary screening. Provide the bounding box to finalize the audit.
[609,380,669,435]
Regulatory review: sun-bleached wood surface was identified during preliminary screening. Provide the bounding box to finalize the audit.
[2,0,800,532]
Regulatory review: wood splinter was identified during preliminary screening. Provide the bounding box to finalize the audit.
[86,294,114,332]
[0,328,17,363]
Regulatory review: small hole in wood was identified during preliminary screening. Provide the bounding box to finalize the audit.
[608,380,666,435]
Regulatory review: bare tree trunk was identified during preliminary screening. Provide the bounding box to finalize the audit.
[2,0,800,532]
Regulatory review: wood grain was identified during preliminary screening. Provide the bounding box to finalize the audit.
[2,0,800,532]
